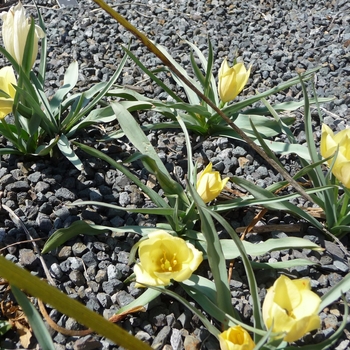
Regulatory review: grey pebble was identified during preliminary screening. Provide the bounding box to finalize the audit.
[107,264,122,280]
[69,270,86,286]
[152,326,171,350]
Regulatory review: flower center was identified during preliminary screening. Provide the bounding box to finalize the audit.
[160,251,177,272]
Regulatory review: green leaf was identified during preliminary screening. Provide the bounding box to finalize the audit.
[74,142,169,207]
[22,19,36,76]
[149,284,221,338]
[70,200,176,215]
[62,51,128,134]
[187,182,238,321]
[319,273,350,311]
[213,67,320,119]
[67,105,116,136]
[241,98,333,116]
[57,134,83,170]
[154,43,202,105]
[12,286,55,350]
[42,221,111,253]
[209,237,321,260]
[213,185,333,212]
[250,259,318,270]
[0,256,152,350]
[230,176,325,231]
[186,39,219,107]
[110,102,170,177]
[43,221,170,254]
[116,288,161,314]
[35,135,60,156]
[35,1,47,85]
[181,276,266,335]
[50,60,79,116]
[204,208,264,338]
[0,320,11,336]
[121,46,182,102]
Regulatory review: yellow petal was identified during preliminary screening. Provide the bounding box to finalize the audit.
[134,230,203,287]
[1,2,45,67]
[219,326,255,350]
[218,58,250,103]
[196,163,229,203]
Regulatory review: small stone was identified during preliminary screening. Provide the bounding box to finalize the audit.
[96,292,112,308]
[112,290,135,307]
[72,242,88,256]
[170,328,184,350]
[69,270,86,286]
[19,249,38,269]
[151,326,171,350]
[57,246,72,260]
[107,264,122,280]
[184,335,201,350]
[73,335,102,350]
[102,279,123,294]
[95,269,107,283]
[55,187,76,201]
[135,330,152,343]
[82,251,98,268]
[50,263,64,279]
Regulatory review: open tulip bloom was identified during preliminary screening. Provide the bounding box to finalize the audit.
[134,230,203,287]
[262,275,321,343]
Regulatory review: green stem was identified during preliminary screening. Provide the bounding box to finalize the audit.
[339,188,350,219]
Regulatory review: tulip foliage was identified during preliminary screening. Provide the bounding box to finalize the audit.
[0,2,150,168]
[1,1,349,350]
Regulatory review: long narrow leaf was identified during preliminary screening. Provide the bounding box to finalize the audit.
[205,208,264,340]
[74,142,175,226]
[187,182,237,321]
[121,46,182,102]
[230,177,325,231]
[35,2,47,85]
[0,257,152,350]
[214,67,320,119]
[57,135,83,170]
[110,102,170,176]
[50,61,79,115]
[11,286,55,350]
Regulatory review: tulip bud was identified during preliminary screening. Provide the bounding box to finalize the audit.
[219,325,255,350]
[320,124,350,188]
[134,230,203,287]
[1,2,45,67]
[262,275,321,342]
[0,66,17,119]
[196,163,229,203]
[218,58,251,103]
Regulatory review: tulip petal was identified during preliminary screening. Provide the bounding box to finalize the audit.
[262,275,321,343]
[134,230,203,287]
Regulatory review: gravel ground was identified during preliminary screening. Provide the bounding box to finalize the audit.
[0,0,350,349]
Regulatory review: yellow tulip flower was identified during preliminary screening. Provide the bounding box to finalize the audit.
[320,124,350,188]
[219,325,255,350]
[0,66,17,119]
[134,230,203,287]
[1,1,45,67]
[262,275,321,342]
[196,163,229,203]
[218,58,251,103]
